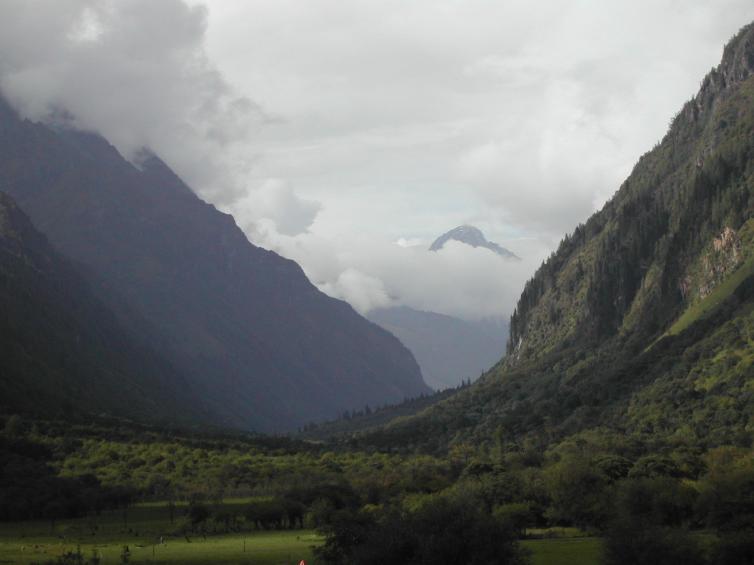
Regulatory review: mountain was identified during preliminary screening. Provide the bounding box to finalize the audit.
[367,306,508,390]
[0,98,430,432]
[0,192,208,424]
[429,225,520,259]
[352,22,754,450]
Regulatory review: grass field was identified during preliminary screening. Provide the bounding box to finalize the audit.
[0,532,319,565]
[0,502,320,565]
[0,503,603,565]
[523,537,602,565]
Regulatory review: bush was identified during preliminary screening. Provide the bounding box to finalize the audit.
[709,531,754,565]
[615,477,697,527]
[604,521,706,565]
[315,495,529,565]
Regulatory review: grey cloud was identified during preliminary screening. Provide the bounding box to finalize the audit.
[206,0,754,241]
[234,179,321,237]
[0,0,264,204]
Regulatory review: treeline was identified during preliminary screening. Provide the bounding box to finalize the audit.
[299,381,470,440]
[0,419,134,522]
[314,440,754,564]
[354,271,754,455]
[2,413,752,564]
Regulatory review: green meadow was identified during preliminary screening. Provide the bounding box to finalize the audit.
[0,502,601,565]
[523,537,602,565]
[0,502,319,565]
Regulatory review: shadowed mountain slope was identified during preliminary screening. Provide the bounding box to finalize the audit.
[0,100,429,431]
[0,192,208,424]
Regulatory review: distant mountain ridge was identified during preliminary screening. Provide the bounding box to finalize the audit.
[367,306,508,390]
[430,225,519,259]
[0,97,430,431]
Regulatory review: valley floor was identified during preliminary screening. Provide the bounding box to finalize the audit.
[0,502,319,564]
[0,503,602,565]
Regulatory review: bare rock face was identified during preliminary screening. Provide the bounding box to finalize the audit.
[685,227,744,301]
[688,22,754,122]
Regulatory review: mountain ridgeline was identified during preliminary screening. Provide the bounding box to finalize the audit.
[430,225,520,259]
[355,23,754,450]
[0,97,430,431]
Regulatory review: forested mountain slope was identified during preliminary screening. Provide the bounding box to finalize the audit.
[356,22,754,452]
[0,192,207,424]
[0,98,429,432]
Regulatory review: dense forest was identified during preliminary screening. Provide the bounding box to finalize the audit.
[1,414,752,564]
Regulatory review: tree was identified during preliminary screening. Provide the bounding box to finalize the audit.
[544,456,609,529]
[604,521,705,565]
[604,477,703,565]
[315,496,529,565]
[188,502,210,529]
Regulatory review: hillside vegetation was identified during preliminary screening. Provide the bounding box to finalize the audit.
[347,22,754,455]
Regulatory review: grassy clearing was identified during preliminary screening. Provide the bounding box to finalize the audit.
[0,505,604,565]
[0,532,319,565]
[523,537,602,565]
[0,531,319,564]
[0,502,320,565]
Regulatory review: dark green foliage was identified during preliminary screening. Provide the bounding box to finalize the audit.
[244,498,305,530]
[695,455,754,532]
[709,532,754,565]
[316,496,529,565]
[604,475,704,565]
[0,432,133,522]
[603,522,706,565]
[628,455,683,478]
[543,456,610,529]
[187,502,210,527]
[593,454,632,480]
[613,478,697,527]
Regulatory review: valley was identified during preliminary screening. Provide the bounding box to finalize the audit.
[0,4,753,565]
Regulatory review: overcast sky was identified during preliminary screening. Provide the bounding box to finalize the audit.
[1,0,754,319]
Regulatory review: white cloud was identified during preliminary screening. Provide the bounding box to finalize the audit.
[3,0,754,320]
[251,223,548,320]
[234,179,321,236]
[321,268,393,315]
